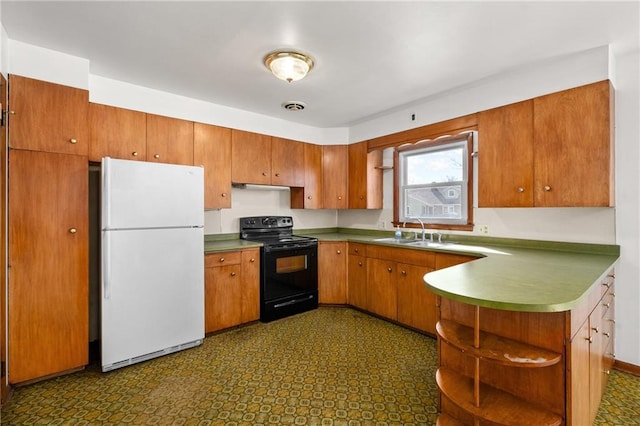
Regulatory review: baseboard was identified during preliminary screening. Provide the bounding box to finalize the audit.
[614,359,640,376]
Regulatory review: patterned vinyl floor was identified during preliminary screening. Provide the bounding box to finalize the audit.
[1,307,639,425]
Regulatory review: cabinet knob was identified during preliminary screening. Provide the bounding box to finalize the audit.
[401,270,407,275]
[9,110,15,115]
[360,195,364,200]
[230,272,236,277]
[221,193,227,197]
[307,196,312,200]
[603,332,611,338]
[591,327,600,333]
[602,281,611,288]
[387,267,392,273]
[603,303,610,308]
[154,154,160,159]
[354,248,359,253]
[131,151,138,157]
[358,261,363,267]
[608,318,616,324]
[338,196,342,200]
[336,250,341,254]
[275,173,280,177]
[517,187,525,193]
[585,336,593,343]
[544,185,552,192]
[219,257,225,263]
[607,273,616,279]
[250,258,255,263]
[69,138,78,144]
[69,228,77,234]
[262,172,268,176]
[604,370,611,375]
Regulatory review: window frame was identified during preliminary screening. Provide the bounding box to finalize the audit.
[393,132,474,231]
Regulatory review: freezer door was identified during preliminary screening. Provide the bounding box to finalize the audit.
[101,227,204,370]
[102,157,204,229]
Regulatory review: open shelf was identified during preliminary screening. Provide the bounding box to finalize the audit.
[436,320,562,367]
[436,368,563,426]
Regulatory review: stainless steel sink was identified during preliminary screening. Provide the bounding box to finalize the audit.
[372,237,416,244]
[406,241,457,248]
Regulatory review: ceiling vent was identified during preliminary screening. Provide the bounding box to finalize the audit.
[282,101,306,111]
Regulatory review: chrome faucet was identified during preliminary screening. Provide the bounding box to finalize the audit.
[409,217,426,241]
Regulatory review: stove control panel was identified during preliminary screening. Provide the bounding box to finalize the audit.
[240,216,293,230]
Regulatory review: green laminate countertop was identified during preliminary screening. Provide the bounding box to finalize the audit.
[298,229,620,313]
[203,238,262,253]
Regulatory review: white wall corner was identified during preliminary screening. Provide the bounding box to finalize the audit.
[8,40,89,89]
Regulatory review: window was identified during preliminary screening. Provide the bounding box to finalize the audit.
[395,133,474,229]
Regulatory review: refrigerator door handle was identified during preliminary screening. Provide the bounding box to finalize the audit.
[103,230,111,300]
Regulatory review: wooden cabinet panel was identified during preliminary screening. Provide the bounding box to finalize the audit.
[89,103,147,162]
[478,100,534,207]
[8,75,89,155]
[348,141,383,209]
[146,114,194,165]
[272,137,304,187]
[319,242,347,304]
[533,81,613,207]
[8,150,88,383]
[435,253,477,270]
[322,145,348,209]
[367,258,397,320]
[347,253,368,310]
[397,262,437,334]
[241,249,260,323]
[194,123,232,209]
[204,263,242,333]
[0,73,6,403]
[231,129,271,184]
[291,142,323,209]
[568,319,591,425]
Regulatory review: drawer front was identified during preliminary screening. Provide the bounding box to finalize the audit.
[205,251,242,267]
[349,242,367,256]
[366,244,436,268]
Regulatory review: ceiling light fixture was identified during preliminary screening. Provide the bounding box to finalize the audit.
[264,50,314,83]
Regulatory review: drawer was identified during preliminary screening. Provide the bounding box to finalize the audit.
[349,242,367,256]
[366,244,436,268]
[205,251,242,267]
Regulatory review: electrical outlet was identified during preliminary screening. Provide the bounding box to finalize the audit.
[478,225,489,234]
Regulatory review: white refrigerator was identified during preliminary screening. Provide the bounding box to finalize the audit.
[101,157,205,372]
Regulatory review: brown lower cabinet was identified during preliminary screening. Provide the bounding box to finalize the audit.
[318,242,347,304]
[8,149,89,384]
[204,248,260,333]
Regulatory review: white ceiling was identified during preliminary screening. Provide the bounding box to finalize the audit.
[1,1,638,128]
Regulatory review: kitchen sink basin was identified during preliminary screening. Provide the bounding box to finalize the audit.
[372,237,416,244]
[406,241,457,248]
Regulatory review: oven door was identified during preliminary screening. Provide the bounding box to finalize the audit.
[262,244,318,302]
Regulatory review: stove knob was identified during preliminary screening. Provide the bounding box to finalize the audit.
[262,218,270,225]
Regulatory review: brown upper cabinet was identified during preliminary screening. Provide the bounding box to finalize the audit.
[8,75,89,156]
[194,123,232,209]
[231,129,272,185]
[89,103,147,162]
[231,130,304,186]
[291,142,323,209]
[479,80,613,207]
[348,141,383,209]
[322,145,349,209]
[146,114,194,166]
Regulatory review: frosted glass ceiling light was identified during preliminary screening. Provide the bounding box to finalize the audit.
[264,51,314,83]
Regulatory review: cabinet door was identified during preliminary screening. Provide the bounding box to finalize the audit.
[272,137,304,187]
[348,141,383,209]
[322,145,348,209]
[204,263,242,333]
[8,75,89,155]
[367,258,397,320]
[318,242,347,304]
[8,150,88,383]
[194,123,232,209]
[89,103,147,162]
[241,249,260,323]
[533,81,613,207]
[397,262,437,334]
[291,142,323,209]
[347,254,368,310]
[146,114,194,165]
[478,100,534,207]
[231,129,272,184]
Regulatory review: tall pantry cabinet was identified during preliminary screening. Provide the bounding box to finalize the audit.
[6,75,89,384]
